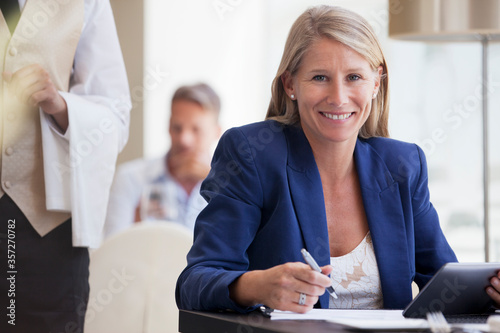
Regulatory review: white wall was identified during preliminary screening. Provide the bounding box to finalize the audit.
[144,0,268,158]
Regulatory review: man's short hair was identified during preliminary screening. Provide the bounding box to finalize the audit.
[172,83,221,120]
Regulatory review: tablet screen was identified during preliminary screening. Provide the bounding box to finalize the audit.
[403,262,500,318]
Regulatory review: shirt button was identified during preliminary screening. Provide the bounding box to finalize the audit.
[9,47,17,57]
[4,181,11,189]
[5,147,13,156]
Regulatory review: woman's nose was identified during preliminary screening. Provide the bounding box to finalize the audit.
[326,82,348,107]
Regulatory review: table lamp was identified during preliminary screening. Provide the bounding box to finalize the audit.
[388,0,500,261]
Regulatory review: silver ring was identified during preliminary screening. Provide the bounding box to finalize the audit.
[298,293,306,306]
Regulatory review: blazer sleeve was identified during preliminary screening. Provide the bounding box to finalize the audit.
[411,145,458,288]
[175,128,265,312]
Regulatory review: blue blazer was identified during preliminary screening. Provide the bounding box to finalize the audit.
[176,120,457,312]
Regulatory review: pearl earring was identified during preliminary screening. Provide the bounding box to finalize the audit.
[372,92,377,99]
[291,94,295,100]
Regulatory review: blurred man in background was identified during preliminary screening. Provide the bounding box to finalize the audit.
[104,83,221,239]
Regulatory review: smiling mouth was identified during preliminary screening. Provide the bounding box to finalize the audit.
[320,112,353,120]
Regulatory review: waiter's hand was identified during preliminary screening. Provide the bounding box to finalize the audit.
[3,64,69,132]
[487,272,500,307]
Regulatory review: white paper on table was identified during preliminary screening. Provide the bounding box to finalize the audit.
[270,309,429,330]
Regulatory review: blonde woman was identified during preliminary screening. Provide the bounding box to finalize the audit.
[177,6,481,313]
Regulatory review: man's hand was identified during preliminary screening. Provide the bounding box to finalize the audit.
[3,64,69,131]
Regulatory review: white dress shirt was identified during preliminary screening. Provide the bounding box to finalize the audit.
[20,0,131,247]
[104,155,207,240]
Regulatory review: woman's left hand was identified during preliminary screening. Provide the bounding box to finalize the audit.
[486,272,500,307]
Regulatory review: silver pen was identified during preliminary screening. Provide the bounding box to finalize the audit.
[301,248,338,299]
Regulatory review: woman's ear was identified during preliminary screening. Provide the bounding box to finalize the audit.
[281,71,295,99]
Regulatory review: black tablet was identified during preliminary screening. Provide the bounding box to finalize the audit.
[403,262,500,318]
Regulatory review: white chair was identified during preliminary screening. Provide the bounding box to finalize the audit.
[84,222,192,333]
[411,281,420,299]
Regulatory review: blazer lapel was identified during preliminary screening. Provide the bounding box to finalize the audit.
[285,131,413,308]
[285,126,331,308]
[354,139,412,308]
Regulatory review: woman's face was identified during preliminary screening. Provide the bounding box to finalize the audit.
[283,38,382,147]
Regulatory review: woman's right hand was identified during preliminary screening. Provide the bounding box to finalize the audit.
[229,262,334,313]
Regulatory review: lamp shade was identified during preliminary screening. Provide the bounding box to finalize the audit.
[389,0,500,41]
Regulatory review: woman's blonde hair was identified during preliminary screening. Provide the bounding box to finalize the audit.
[265,5,389,138]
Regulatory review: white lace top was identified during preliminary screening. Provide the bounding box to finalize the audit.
[328,232,384,309]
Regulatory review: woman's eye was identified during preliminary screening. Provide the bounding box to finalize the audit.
[313,75,327,81]
[347,74,361,81]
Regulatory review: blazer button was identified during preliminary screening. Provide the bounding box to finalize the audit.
[4,181,12,189]
[5,147,14,156]
[9,47,17,57]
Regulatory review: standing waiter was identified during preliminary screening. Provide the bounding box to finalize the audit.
[0,0,131,331]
